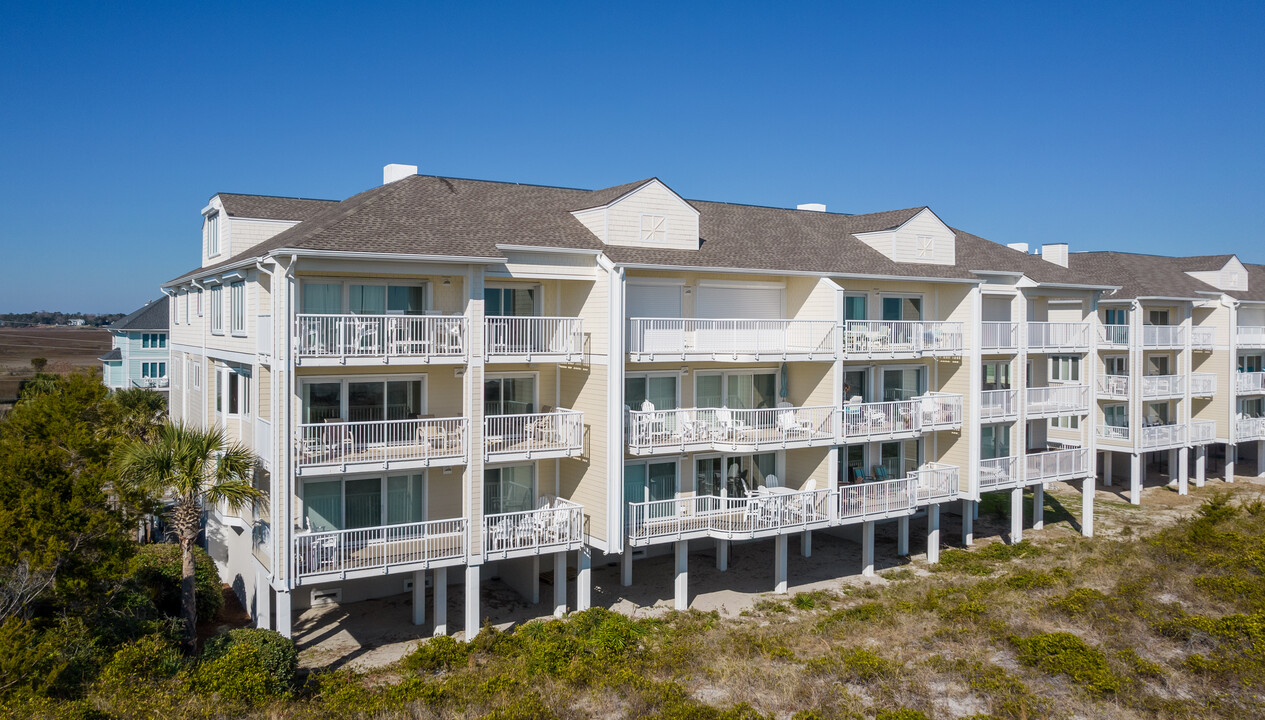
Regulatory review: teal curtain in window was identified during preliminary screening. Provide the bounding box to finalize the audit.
[695,375,723,408]
[624,463,647,504]
[349,285,387,315]
[845,296,867,322]
[304,481,342,532]
[387,286,425,315]
[387,475,425,525]
[344,478,382,529]
[303,284,342,314]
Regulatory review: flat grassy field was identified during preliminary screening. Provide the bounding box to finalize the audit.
[0,326,111,401]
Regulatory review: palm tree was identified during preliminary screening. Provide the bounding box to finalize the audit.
[116,422,263,652]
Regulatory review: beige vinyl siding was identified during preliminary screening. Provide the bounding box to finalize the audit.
[784,447,830,492]
[854,208,956,266]
[788,277,839,323]
[559,363,607,542]
[227,217,299,258]
[1197,349,1231,437]
[571,207,605,241]
[786,362,832,407]
[258,366,271,421]
[560,277,607,358]
[934,358,971,494]
[601,181,699,251]
[428,471,464,521]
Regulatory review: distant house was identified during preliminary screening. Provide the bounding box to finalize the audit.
[100,296,170,394]
[67,318,86,326]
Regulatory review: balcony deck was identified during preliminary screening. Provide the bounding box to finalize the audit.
[1140,375,1185,400]
[1238,372,1265,395]
[1098,324,1129,348]
[485,410,584,462]
[843,321,964,358]
[1097,375,1129,399]
[979,389,1019,422]
[627,318,836,362]
[626,488,835,547]
[483,499,585,561]
[1026,384,1090,418]
[1025,448,1091,483]
[840,394,963,442]
[295,314,468,366]
[837,477,917,524]
[1097,423,1191,451]
[484,316,583,363]
[981,322,1019,353]
[1238,326,1265,349]
[1190,419,1218,445]
[1027,322,1091,353]
[1237,417,1265,442]
[1192,327,1215,350]
[1142,325,1185,349]
[293,518,467,585]
[626,405,837,456]
[295,417,467,476]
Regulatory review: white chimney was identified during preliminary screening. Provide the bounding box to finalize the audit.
[1040,243,1069,268]
[1006,242,1029,253]
[796,203,827,212]
[383,163,418,184]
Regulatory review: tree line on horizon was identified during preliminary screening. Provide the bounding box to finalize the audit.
[0,311,125,327]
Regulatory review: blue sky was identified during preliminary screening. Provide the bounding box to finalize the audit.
[1,1,1262,312]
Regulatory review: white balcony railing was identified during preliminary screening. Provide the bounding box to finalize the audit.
[1098,324,1130,346]
[838,477,916,523]
[919,393,965,429]
[1097,425,1131,442]
[295,417,468,470]
[1097,375,1129,397]
[295,314,468,361]
[1142,325,1184,348]
[1190,419,1217,444]
[485,317,583,359]
[134,377,170,389]
[843,321,964,356]
[979,456,1019,490]
[484,410,583,460]
[1190,373,1217,396]
[483,498,584,559]
[1237,417,1265,441]
[293,518,467,581]
[1028,322,1090,351]
[1238,372,1265,394]
[1142,423,1187,449]
[912,463,959,503]
[1025,448,1090,483]
[1027,384,1089,416]
[980,389,1018,420]
[626,405,836,454]
[626,487,834,545]
[1140,374,1185,399]
[840,399,920,440]
[1238,327,1265,348]
[1192,327,1215,349]
[981,322,1019,351]
[627,318,836,360]
[257,314,272,358]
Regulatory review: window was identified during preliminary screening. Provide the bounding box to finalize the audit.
[916,235,935,258]
[844,295,867,322]
[625,374,678,411]
[695,371,777,409]
[209,286,223,334]
[882,296,922,321]
[839,445,868,483]
[640,214,666,243]
[191,361,201,390]
[1104,404,1127,428]
[484,286,537,317]
[980,425,1010,460]
[722,453,777,496]
[1148,309,1170,326]
[142,333,166,349]
[1050,355,1080,382]
[196,289,203,317]
[141,362,166,379]
[1050,416,1080,430]
[302,473,426,532]
[1104,308,1127,325]
[206,213,220,256]
[843,369,867,403]
[484,375,535,415]
[301,377,425,423]
[230,282,246,336]
[1105,356,1127,376]
[485,465,534,515]
[982,361,1011,390]
[1147,355,1170,376]
[881,367,924,401]
[879,439,920,477]
[626,460,677,504]
[1240,355,1263,373]
[1240,397,1265,419]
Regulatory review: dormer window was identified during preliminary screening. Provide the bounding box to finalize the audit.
[640,215,667,243]
[207,212,220,256]
[916,235,935,258]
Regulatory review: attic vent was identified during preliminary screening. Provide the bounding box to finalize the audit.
[640,215,666,243]
[916,235,935,258]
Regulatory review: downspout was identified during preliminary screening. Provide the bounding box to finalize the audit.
[595,253,625,554]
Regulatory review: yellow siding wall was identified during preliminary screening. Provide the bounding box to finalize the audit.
[559,363,608,541]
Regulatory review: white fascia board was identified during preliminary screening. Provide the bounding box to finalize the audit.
[829,271,978,285]
[697,278,786,290]
[1135,296,1201,302]
[495,244,602,255]
[618,262,830,279]
[278,248,506,264]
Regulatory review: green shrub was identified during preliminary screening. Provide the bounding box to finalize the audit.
[479,691,558,720]
[187,642,286,704]
[1048,587,1112,615]
[1003,569,1061,590]
[129,543,224,623]
[875,710,929,720]
[936,541,1042,576]
[930,656,1050,720]
[1010,632,1120,695]
[404,634,470,673]
[98,634,183,685]
[1115,648,1165,679]
[201,628,297,692]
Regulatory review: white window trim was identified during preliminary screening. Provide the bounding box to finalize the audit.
[230,281,247,337]
[209,286,224,335]
[693,367,782,407]
[206,212,221,258]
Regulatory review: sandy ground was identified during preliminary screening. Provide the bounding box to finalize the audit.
[294,465,1265,671]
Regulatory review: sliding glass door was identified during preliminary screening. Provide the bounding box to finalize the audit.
[302,378,425,423]
[302,473,426,532]
[485,376,536,415]
[485,465,534,515]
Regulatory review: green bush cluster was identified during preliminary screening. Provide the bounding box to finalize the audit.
[129,543,224,623]
[200,628,297,691]
[874,710,929,720]
[936,541,1043,576]
[929,656,1051,720]
[1010,631,1120,695]
[404,634,471,673]
[1047,586,1112,615]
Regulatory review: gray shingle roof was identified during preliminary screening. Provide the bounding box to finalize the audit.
[110,296,168,331]
[168,175,1113,288]
[98,347,122,361]
[217,193,339,221]
[1067,252,1228,301]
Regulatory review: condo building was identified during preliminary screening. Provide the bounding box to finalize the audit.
[161,165,1251,638]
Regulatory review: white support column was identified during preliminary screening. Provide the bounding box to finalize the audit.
[1196,445,1207,487]
[1130,452,1142,504]
[576,547,591,612]
[927,505,941,564]
[897,516,910,556]
[465,565,480,640]
[674,541,689,611]
[961,500,974,546]
[1104,450,1113,486]
[255,574,271,630]
[1226,444,1236,483]
[1010,487,1024,542]
[774,535,788,594]
[1032,484,1044,531]
[553,551,567,618]
[275,590,292,638]
[716,540,729,571]
[433,567,448,636]
[1178,447,1189,495]
[861,520,875,577]
[527,556,540,604]
[412,570,427,626]
[1168,449,1179,489]
[621,550,633,586]
[1258,440,1265,478]
[801,530,812,558]
[1082,477,1094,538]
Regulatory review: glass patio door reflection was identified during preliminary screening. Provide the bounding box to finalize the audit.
[484,376,535,416]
